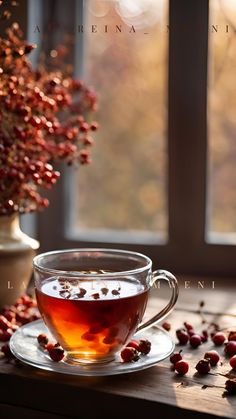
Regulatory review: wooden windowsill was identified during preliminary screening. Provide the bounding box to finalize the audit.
[0,276,236,419]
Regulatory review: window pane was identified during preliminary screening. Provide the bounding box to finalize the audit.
[207,0,236,242]
[73,0,168,241]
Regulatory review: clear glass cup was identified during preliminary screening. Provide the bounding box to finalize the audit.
[33,248,178,364]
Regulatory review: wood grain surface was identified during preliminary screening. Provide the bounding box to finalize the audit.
[0,277,236,419]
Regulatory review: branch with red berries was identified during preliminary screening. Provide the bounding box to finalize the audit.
[0,1,98,215]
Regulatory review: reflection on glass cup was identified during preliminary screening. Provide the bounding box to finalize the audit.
[34,249,178,364]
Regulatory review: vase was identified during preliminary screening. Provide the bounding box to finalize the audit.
[0,214,39,309]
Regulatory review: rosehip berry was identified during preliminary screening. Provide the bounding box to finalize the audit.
[204,350,220,366]
[0,315,11,330]
[201,330,208,343]
[3,310,16,322]
[190,334,202,348]
[48,346,64,362]
[14,297,24,307]
[229,355,236,371]
[225,341,236,357]
[1,344,13,358]
[37,333,49,348]
[80,122,89,132]
[121,347,140,362]
[176,329,189,345]
[212,332,226,346]
[15,313,28,325]
[183,322,193,331]
[0,328,13,341]
[21,294,34,307]
[170,350,182,365]
[45,343,54,351]
[126,340,140,351]
[225,378,236,394]
[175,360,189,375]
[138,339,151,355]
[228,331,236,341]
[162,321,171,331]
[90,122,99,131]
[195,359,211,375]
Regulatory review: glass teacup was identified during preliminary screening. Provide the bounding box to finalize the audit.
[33,249,178,364]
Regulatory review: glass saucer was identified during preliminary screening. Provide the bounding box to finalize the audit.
[9,320,174,376]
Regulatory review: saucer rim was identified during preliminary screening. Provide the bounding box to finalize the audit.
[9,320,175,377]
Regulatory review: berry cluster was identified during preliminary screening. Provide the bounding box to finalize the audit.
[0,2,98,215]
[170,349,220,376]
[120,339,151,363]
[170,350,189,375]
[0,294,41,358]
[168,319,236,394]
[176,321,210,348]
[36,336,152,364]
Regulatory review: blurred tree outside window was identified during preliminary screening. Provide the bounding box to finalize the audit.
[75,0,168,240]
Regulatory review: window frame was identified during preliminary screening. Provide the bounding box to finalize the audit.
[36,0,236,277]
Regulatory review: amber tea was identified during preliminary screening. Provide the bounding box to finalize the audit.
[36,272,148,363]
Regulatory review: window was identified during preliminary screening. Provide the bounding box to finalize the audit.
[34,0,236,276]
[74,1,168,243]
[208,0,236,243]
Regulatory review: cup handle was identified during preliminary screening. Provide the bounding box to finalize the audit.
[136,269,179,333]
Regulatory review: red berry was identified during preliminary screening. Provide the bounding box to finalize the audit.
[183,322,193,331]
[121,347,140,362]
[0,328,13,341]
[228,331,236,341]
[195,359,211,375]
[175,360,189,375]
[201,330,208,342]
[37,333,49,348]
[3,310,16,322]
[126,340,140,351]
[15,312,31,325]
[170,350,182,365]
[80,122,90,132]
[204,350,220,366]
[229,355,236,371]
[225,378,236,394]
[190,334,202,348]
[1,344,13,358]
[137,339,151,355]
[0,315,11,331]
[212,332,226,346]
[45,343,54,351]
[21,294,34,307]
[90,122,99,131]
[48,346,64,362]
[176,329,189,345]
[225,341,236,357]
[162,321,171,331]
